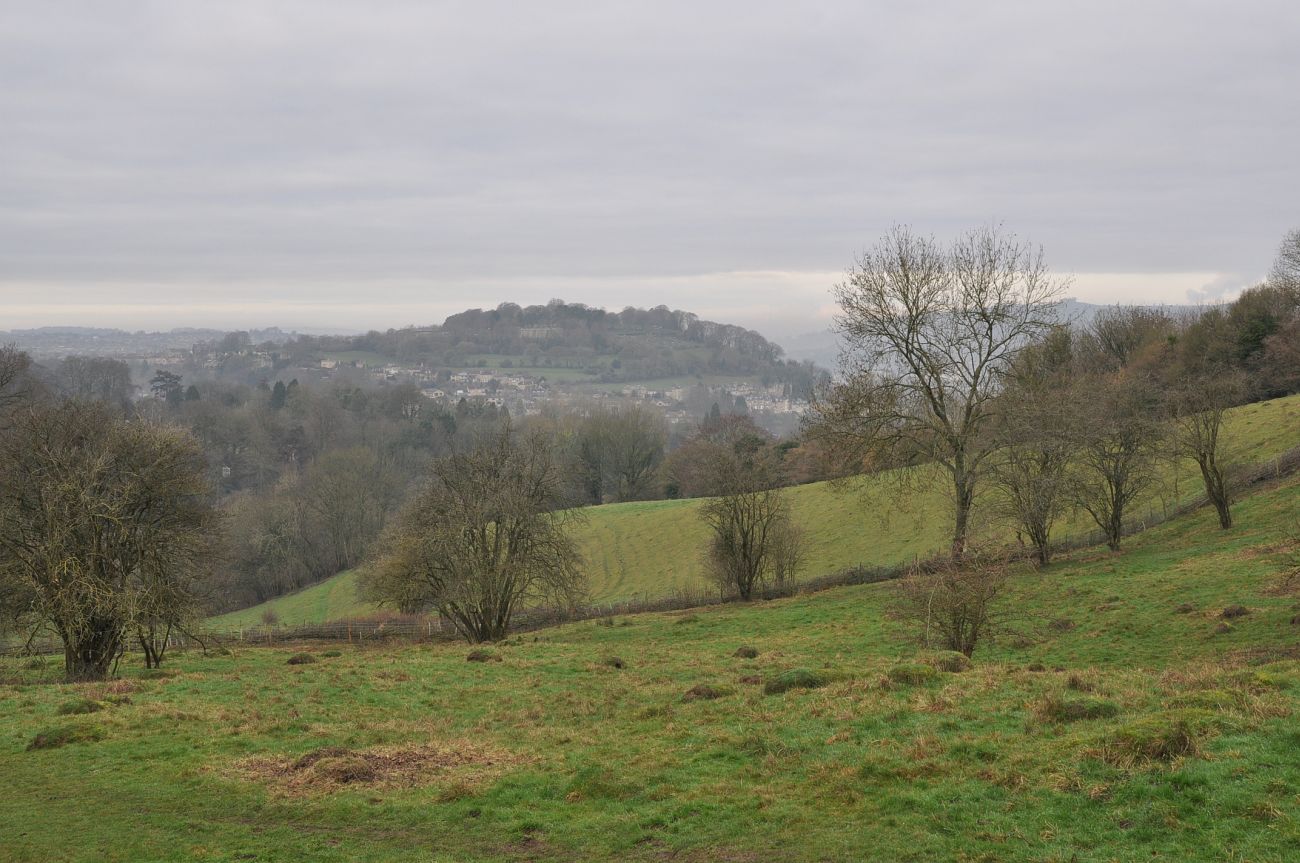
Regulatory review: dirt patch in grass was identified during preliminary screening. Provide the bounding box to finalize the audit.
[236,739,528,795]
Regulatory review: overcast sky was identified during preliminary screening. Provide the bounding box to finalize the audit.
[2,1,1297,342]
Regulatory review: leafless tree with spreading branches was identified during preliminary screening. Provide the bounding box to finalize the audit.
[361,425,586,642]
[808,225,1065,557]
[0,401,219,680]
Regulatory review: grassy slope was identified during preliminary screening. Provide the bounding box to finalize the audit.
[212,393,1300,628]
[4,471,1300,861]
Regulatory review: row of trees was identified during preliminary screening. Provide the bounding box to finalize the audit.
[809,225,1300,568]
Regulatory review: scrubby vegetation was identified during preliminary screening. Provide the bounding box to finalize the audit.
[5,471,1300,859]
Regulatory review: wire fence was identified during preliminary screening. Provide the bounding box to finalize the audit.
[6,443,1300,659]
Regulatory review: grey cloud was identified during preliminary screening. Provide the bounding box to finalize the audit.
[1,0,1298,325]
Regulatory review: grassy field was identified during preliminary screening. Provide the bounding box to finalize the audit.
[212,393,1300,629]
[4,467,1300,861]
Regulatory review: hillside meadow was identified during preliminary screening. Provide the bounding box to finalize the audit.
[212,392,1300,629]
[3,467,1300,861]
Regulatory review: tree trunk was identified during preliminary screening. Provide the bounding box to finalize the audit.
[63,623,124,681]
[1197,457,1233,530]
[951,473,975,560]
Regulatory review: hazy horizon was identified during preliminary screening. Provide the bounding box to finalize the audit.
[4,2,1298,341]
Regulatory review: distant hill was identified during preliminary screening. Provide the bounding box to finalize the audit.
[285,300,829,391]
[0,326,301,359]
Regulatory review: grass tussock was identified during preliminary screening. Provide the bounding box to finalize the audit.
[917,651,970,673]
[763,669,828,695]
[28,724,107,751]
[56,698,104,716]
[682,684,731,702]
[1089,711,1219,768]
[1033,693,1120,724]
[886,663,939,686]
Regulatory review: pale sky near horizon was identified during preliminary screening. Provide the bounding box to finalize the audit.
[2,1,1298,342]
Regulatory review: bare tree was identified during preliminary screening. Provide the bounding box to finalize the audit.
[361,426,585,642]
[988,329,1078,566]
[698,440,802,600]
[0,401,218,680]
[1168,374,1244,530]
[54,356,134,407]
[1271,228,1300,294]
[1069,376,1163,551]
[0,345,36,416]
[568,404,666,503]
[892,551,1011,657]
[808,225,1065,557]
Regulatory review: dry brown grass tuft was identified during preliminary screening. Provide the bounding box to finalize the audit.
[235,739,528,795]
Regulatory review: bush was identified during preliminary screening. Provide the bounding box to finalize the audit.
[28,724,107,751]
[733,646,759,659]
[886,663,939,686]
[763,669,827,695]
[1092,710,1219,767]
[56,698,104,716]
[286,653,316,665]
[918,651,970,673]
[1034,693,1119,724]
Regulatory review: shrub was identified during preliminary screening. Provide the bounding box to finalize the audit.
[887,663,939,686]
[1091,710,1218,767]
[28,724,107,751]
[733,646,759,659]
[682,684,730,702]
[763,669,827,695]
[286,653,316,665]
[56,698,104,716]
[918,651,970,673]
[1034,693,1119,724]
